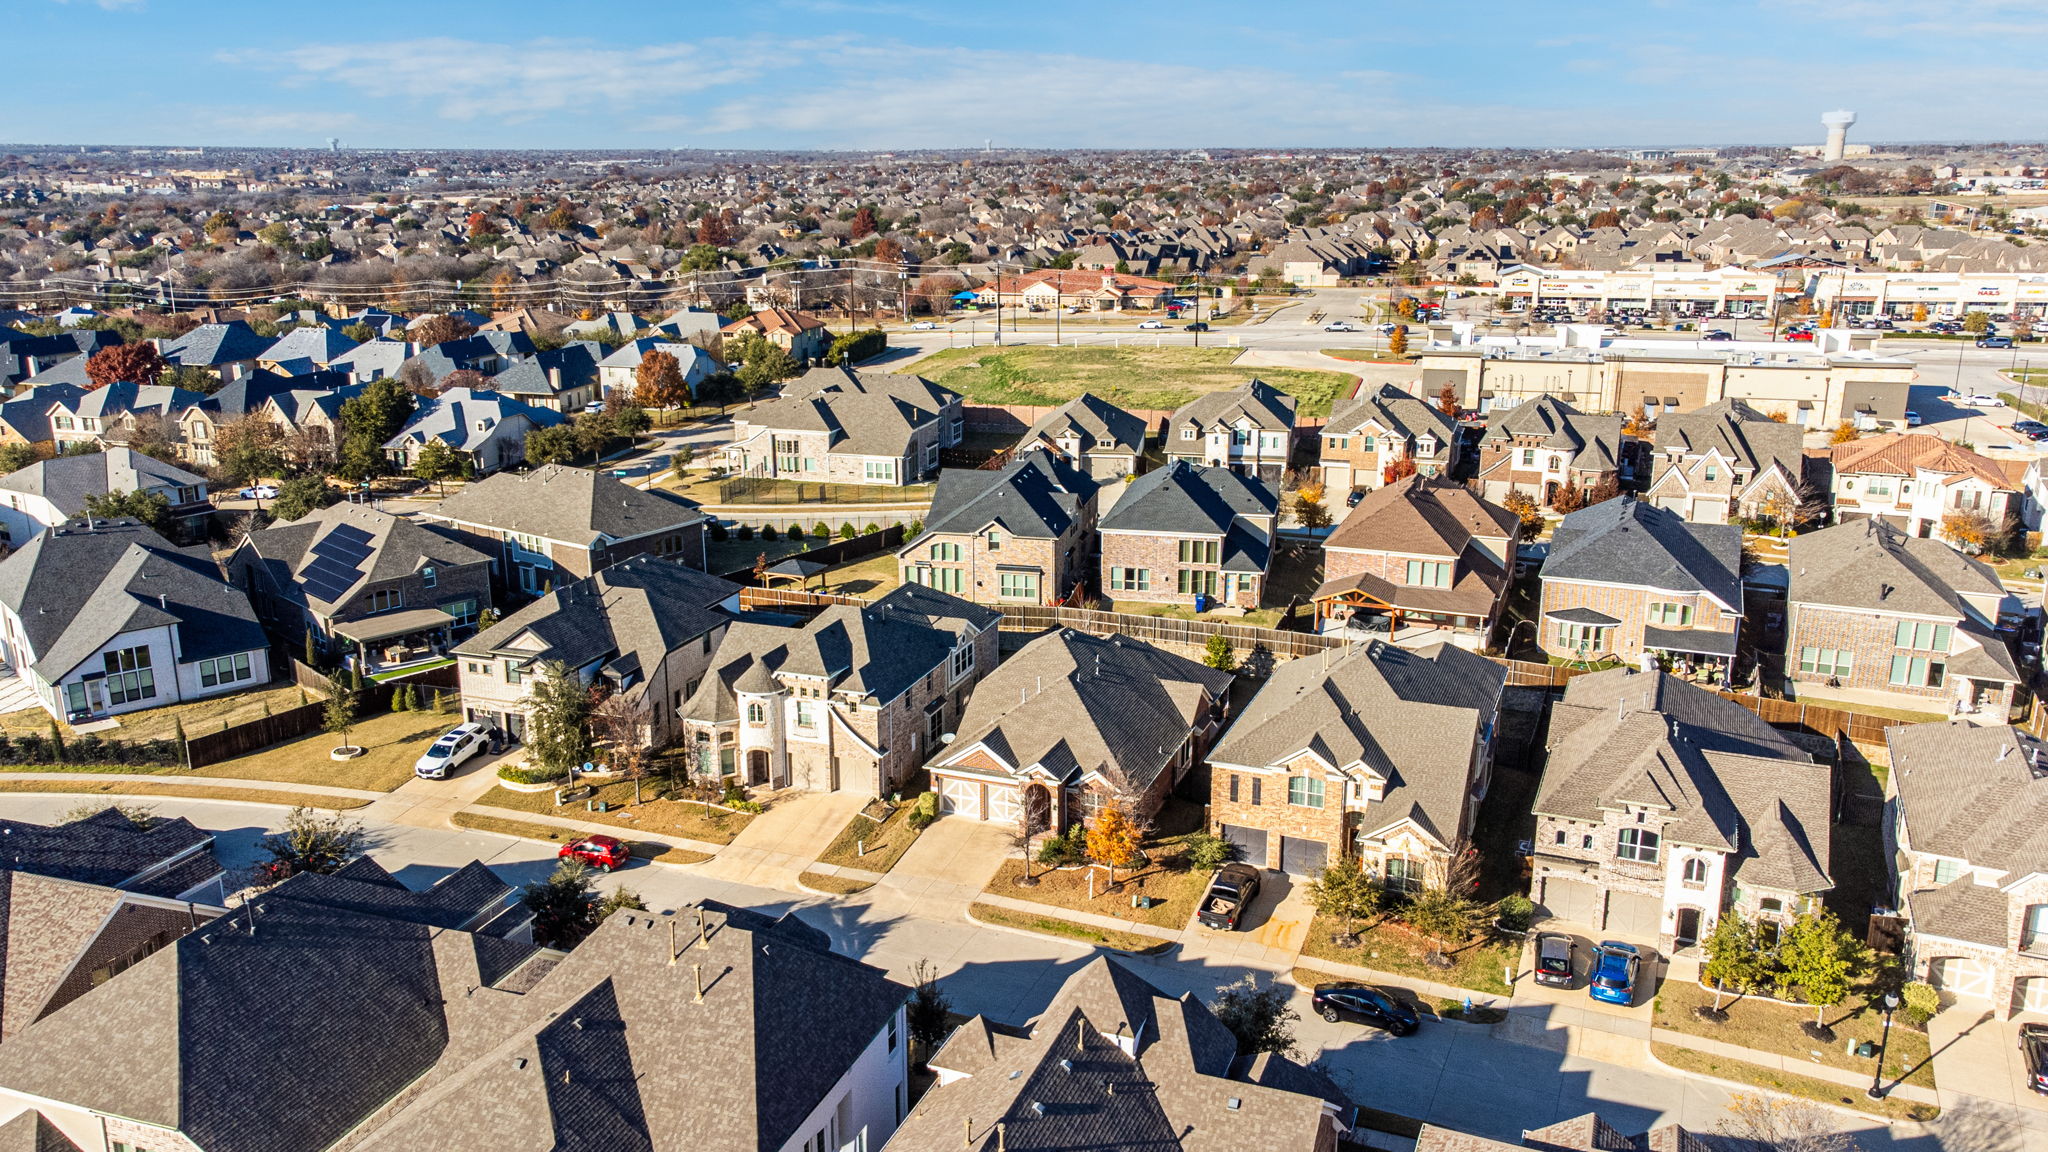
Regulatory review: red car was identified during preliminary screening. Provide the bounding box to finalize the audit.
[559,834,630,872]
[1785,330,1815,342]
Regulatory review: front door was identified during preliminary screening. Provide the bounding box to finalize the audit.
[747,749,770,787]
[1674,906,1703,948]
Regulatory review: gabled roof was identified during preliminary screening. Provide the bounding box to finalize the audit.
[1888,722,2048,877]
[160,322,270,368]
[866,580,1001,636]
[1544,497,1741,609]
[918,454,1097,542]
[1100,460,1276,536]
[382,387,566,454]
[1481,396,1624,473]
[1788,517,2006,617]
[260,325,360,365]
[1651,398,1804,476]
[237,503,490,616]
[0,448,205,517]
[0,807,216,896]
[1210,642,1505,845]
[1017,392,1149,456]
[423,463,703,545]
[455,556,739,684]
[1327,382,1456,444]
[1829,432,2014,489]
[683,599,963,718]
[742,366,960,457]
[722,306,829,336]
[1167,378,1297,433]
[0,519,266,682]
[1324,473,1517,558]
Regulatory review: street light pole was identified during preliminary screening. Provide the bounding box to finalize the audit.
[1867,991,1901,1100]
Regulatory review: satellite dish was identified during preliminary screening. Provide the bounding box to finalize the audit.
[940,732,956,744]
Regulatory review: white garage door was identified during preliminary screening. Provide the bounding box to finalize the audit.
[1930,956,1993,1001]
[937,776,980,819]
[1604,890,1663,939]
[2017,976,2048,1015]
[987,785,1021,825]
[1692,497,1730,523]
[1540,876,1600,926]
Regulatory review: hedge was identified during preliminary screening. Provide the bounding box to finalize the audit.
[0,731,183,767]
[825,329,888,366]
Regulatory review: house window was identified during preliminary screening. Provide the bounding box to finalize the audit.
[1682,857,1709,887]
[505,662,524,685]
[795,700,817,729]
[1932,859,1961,885]
[986,529,1001,551]
[887,1017,899,1053]
[1894,621,1953,652]
[1177,539,1220,566]
[198,653,253,688]
[509,532,547,557]
[1555,622,1612,652]
[2025,905,2048,953]
[1361,435,1376,452]
[951,642,975,680]
[53,416,73,431]
[467,662,492,676]
[1864,477,1892,497]
[775,438,802,472]
[102,645,155,706]
[1798,647,1852,678]
[1404,560,1451,588]
[1384,857,1422,893]
[1177,569,1218,596]
[421,566,437,589]
[1109,567,1150,592]
[1888,655,1946,689]
[1229,774,1240,803]
[367,587,403,613]
[997,571,1040,600]
[1250,778,1262,806]
[1703,464,1717,482]
[1326,435,1349,451]
[1647,602,1694,627]
[864,461,896,483]
[1180,427,1197,440]
[931,542,961,562]
[1617,827,1660,863]
[1287,776,1325,809]
[746,702,765,724]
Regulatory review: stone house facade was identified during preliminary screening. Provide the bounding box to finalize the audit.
[1318,383,1461,494]
[1162,379,1298,483]
[1643,399,1808,525]
[1473,396,1630,507]
[724,367,964,486]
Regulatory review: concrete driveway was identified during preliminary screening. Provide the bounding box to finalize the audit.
[1931,1004,2048,1131]
[870,813,1013,918]
[1182,869,1311,967]
[693,790,869,888]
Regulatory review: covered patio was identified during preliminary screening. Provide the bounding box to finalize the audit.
[1642,625,1738,687]
[334,600,474,674]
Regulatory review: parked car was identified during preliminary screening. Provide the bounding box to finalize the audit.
[1588,941,1641,1006]
[1311,984,1419,1036]
[1346,488,1366,507]
[559,834,631,872]
[1324,321,1358,332]
[1971,393,2006,407]
[1702,329,1733,341]
[2015,420,2048,442]
[911,320,937,330]
[1137,319,1167,330]
[2022,1022,2048,1095]
[414,722,489,779]
[1533,932,1576,988]
[1184,322,1210,332]
[1196,862,1262,931]
[1905,411,1922,426]
[238,484,280,500]
[1979,335,2015,348]
[1785,330,1815,342]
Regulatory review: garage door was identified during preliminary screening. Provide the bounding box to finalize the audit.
[1540,876,1600,926]
[1219,824,1268,869]
[1279,836,1328,878]
[987,786,1021,825]
[1692,497,1729,523]
[937,776,980,819]
[2016,976,2048,1015]
[1930,956,1993,1001]
[1604,890,1663,939]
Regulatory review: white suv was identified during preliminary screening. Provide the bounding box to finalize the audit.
[414,722,489,779]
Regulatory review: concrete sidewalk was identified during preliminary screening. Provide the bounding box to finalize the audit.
[0,771,385,802]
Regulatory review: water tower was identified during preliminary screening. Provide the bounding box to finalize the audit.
[1821,110,1856,162]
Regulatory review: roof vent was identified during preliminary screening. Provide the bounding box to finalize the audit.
[1059,1059,1072,1073]
[1226,1098,1242,1111]
[1030,1101,1045,1117]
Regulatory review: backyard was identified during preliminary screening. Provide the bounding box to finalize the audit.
[907,346,1358,416]
[476,779,756,845]
[0,683,314,742]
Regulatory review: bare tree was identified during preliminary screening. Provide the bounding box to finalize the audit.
[1718,1094,1858,1152]
[591,689,652,805]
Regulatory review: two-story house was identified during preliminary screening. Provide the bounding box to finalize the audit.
[1645,398,1808,525]
[454,557,742,745]
[1014,392,1150,480]
[896,454,1099,606]
[724,366,964,486]
[1786,517,2022,716]
[1098,461,1279,611]
[596,338,721,404]
[487,342,603,413]
[1163,379,1298,483]
[1827,433,2021,542]
[46,382,205,456]
[1538,497,1743,677]
[157,321,270,387]
[1319,383,1461,494]
[1887,722,2048,1015]
[1531,667,1833,951]
[681,584,998,796]
[230,504,494,670]
[1473,396,1630,507]
[0,448,210,547]
[381,386,568,476]
[1312,474,1520,647]
[926,629,1233,829]
[0,520,270,723]
[1207,641,1506,882]
[420,464,710,597]
[722,307,832,363]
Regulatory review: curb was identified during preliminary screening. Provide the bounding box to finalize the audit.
[0,788,368,813]
[963,904,1179,958]
[795,872,874,897]
[1641,1043,1940,1124]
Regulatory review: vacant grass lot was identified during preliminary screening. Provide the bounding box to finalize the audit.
[911,346,1357,416]
[476,780,754,845]
[1653,979,1935,1090]
[1299,915,1516,996]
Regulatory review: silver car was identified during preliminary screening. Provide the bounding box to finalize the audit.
[414,722,489,779]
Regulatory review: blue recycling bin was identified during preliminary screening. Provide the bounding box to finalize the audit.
[1194,593,1210,613]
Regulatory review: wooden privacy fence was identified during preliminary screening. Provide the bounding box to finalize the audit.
[1714,691,1911,745]
[739,586,868,612]
[978,604,1344,660]
[185,702,327,769]
[717,526,909,583]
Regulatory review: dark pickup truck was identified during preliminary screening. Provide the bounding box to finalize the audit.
[1197,862,1262,930]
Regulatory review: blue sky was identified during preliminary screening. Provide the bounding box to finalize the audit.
[12,0,2046,149]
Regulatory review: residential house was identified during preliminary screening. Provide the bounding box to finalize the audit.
[926,629,1233,828]
[0,384,85,456]
[1014,392,1150,479]
[1207,641,1506,882]
[1415,1112,1711,1152]
[420,463,710,595]
[1530,667,1833,951]
[0,448,210,547]
[1098,461,1278,611]
[1320,383,1461,493]
[381,386,568,476]
[974,268,1178,312]
[0,519,270,723]
[176,368,346,468]
[488,341,602,413]
[230,503,494,668]
[906,957,1354,1152]
[1311,474,1520,646]
[1786,517,2022,716]
[897,454,1099,605]
[46,382,205,455]
[724,366,964,486]
[680,585,997,795]
[1826,433,2021,540]
[455,557,742,745]
[157,321,269,386]
[258,325,359,371]
[597,338,721,403]
[1538,497,1743,676]
[1886,722,2048,1015]
[0,328,118,387]
[1474,396,1631,507]
[329,337,412,384]
[1163,379,1298,483]
[1645,398,1808,525]
[0,806,225,907]
[722,307,832,363]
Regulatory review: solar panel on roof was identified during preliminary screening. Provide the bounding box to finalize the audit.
[300,523,376,604]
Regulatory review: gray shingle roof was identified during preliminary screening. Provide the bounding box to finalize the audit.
[424,463,704,546]
[1789,517,2006,618]
[682,598,963,720]
[1481,396,1625,473]
[237,503,491,617]
[160,322,270,368]
[1544,497,1741,609]
[1328,382,1457,444]
[0,519,267,681]
[1167,378,1297,434]
[1907,877,2010,948]
[455,556,739,684]
[1018,392,1149,455]
[0,807,215,895]
[919,454,1097,542]
[742,366,959,457]
[1651,398,1804,476]
[1099,460,1276,535]
[1210,641,1505,845]
[0,448,205,518]
[1888,722,2048,876]
[382,387,566,455]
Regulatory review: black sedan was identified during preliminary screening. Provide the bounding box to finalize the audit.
[1184,321,1210,332]
[1311,984,1420,1036]
[1533,932,1576,988]
[2023,1023,2048,1095]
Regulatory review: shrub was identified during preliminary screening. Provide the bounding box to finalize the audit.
[1036,827,1088,867]
[737,525,755,540]
[729,798,765,814]
[759,524,778,540]
[1495,894,1536,933]
[1182,830,1234,870]
[709,522,729,542]
[1899,980,1940,1028]
[498,762,569,785]
[907,790,940,830]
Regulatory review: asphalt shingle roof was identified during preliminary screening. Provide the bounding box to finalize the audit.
[920,454,1097,541]
[1888,722,2048,877]
[237,503,490,616]
[1544,497,1741,610]
[1167,378,1297,434]
[1099,460,1276,536]
[456,556,739,685]
[0,449,204,519]
[425,463,704,546]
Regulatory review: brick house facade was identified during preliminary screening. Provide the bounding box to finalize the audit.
[1098,462,1278,611]
[1537,499,1742,671]
[897,456,1098,606]
[1319,384,1461,495]
[1473,396,1631,508]
[725,366,964,486]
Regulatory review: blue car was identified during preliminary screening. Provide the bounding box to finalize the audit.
[1588,941,1640,1006]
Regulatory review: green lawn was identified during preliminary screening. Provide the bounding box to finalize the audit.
[1654,979,1935,1089]
[6,709,448,793]
[910,346,1358,416]
[1299,915,1516,996]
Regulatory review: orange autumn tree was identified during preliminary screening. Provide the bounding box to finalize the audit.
[1085,797,1143,890]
